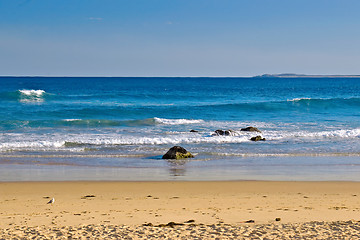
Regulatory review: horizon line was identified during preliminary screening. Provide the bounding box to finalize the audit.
[1,74,360,78]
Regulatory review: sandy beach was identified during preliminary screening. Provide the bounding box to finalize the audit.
[1,181,360,238]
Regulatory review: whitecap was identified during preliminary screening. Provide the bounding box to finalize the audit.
[0,140,65,151]
[154,117,204,125]
[63,119,82,122]
[287,97,312,102]
[265,128,360,141]
[19,89,46,97]
[59,135,250,146]
[18,89,47,102]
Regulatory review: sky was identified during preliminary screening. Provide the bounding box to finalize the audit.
[0,0,360,77]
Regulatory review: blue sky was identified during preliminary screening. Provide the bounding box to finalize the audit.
[1,0,360,76]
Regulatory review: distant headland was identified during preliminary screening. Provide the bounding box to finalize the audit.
[254,73,360,78]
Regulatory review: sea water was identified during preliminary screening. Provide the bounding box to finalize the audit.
[1,77,360,181]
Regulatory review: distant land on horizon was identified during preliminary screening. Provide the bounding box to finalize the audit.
[254,74,360,78]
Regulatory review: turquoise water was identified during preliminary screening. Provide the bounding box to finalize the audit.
[1,77,360,181]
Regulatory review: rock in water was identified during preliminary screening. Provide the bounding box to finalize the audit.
[162,146,194,159]
[214,129,225,135]
[250,136,266,141]
[190,129,198,133]
[241,126,261,133]
[214,129,236,136]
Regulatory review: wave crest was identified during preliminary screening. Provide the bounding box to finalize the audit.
[287,97,312,102]
[154,117,204,125]
[17,89,48,102]
[19,89,46,96]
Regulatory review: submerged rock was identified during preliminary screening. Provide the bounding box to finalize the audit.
[241,126,261,133]
[250,136,266,141]
[162,146,194,160]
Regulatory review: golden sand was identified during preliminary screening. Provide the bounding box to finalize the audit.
[1,181,360,239]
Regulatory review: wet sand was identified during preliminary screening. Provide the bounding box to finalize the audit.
[1,181,360,239]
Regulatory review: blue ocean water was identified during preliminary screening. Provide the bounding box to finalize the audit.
[1,77,360,181]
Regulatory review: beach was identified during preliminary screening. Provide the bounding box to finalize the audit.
[2,0,360,236]
[1,181,360,239]
[1,77,360,238]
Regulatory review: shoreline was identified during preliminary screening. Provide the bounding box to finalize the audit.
[1,179,360,183]
[2,156,360,182]
[1,181,360,238]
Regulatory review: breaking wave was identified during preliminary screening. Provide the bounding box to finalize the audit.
[18,89,46,97]
[287,97,312,102]
[153,117,204,125]
[1,126,360,152]
[0,89,51,103]
[0,117,206,129]
[18,89,49,102]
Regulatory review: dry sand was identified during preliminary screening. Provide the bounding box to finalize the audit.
[1,181,360,239]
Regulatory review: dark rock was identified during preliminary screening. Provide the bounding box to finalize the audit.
[214,129,225,135]
[166,222,176,228]
[245,220,255,223]
[156,222,184,228]
[184,219,195,223]
[162,146,194,159]
[250,136,266,141]
[190,130,198,133]
[241,126,261,133]
[81,195,96,199]
[143,223,153,226]
[214,129,236,136]
[275,218,281,221]
[226,129,236,136]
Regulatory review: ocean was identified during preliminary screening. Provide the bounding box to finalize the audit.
[1,77,360,181]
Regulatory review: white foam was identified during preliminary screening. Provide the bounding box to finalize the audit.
[298,129,360,139]
[0,135,250,152]
[19,89,46,97]
[0,141,65,151]
[287,97,312,102]
[154,117,204,125]
[63,119,82,122]
[62,134,250,146]
[212,152,360,157]
[265,128,360,141]
[1,127,360,152]
[18,89,47,103]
